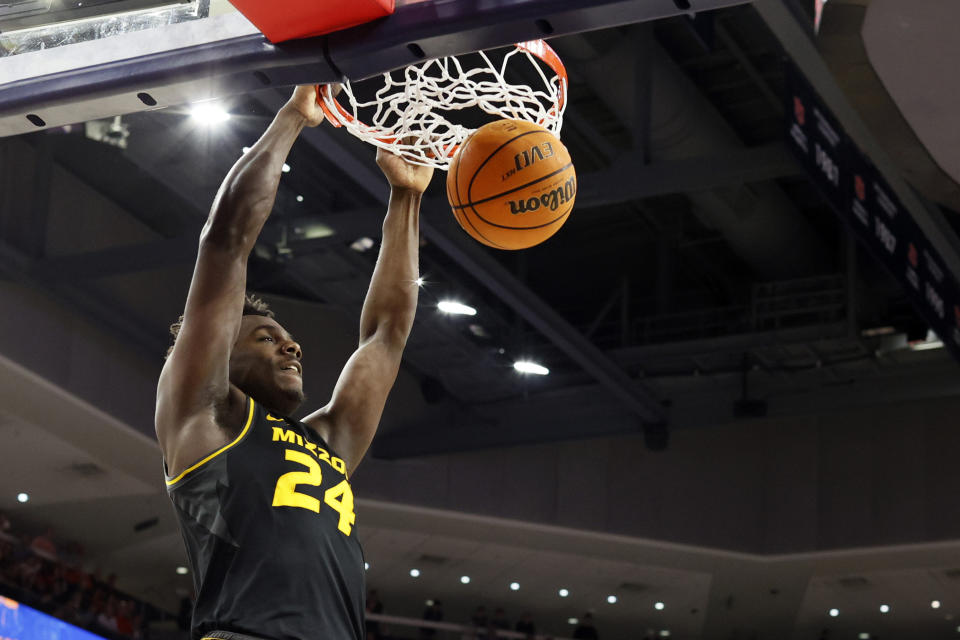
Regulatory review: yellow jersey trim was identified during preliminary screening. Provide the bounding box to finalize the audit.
[165,397,256,486]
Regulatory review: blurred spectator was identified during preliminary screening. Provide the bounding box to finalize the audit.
[54,590,85,626]
[573,613,598,640]
[96,595,119,633]
[30,528,57,559]
[491,607,509,632]
[471,605,489,640]
[420,599,443,639]
[131,607,146,640]
[471,605,488,627]
[366,589,383,640]
[14,556,43,591]
[177,594,194,631]
[490,607,510,637]
[115,599,135,636]
[0,513,165,640]
[515,611,536,637]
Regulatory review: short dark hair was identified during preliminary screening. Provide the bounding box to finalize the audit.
[166,292,274,357]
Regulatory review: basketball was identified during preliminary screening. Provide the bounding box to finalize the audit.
[446,119,576,250]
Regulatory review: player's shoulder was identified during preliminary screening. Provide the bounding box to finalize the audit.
[158,384,250,479]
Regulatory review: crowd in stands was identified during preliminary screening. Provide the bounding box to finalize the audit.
[2,509,606,640]
[0,511,165,640]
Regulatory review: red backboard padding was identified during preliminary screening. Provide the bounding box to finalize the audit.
[228,0,395,43]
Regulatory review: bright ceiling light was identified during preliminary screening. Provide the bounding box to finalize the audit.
[654,602,665,611]
[176,566,188,575]
[558,588,569,597]
[460,576,470,584]
[298,222,334,240]
[364,562,370,570]
[911,330,945,351]
[880,604,890,613]
[607,595,618,604]
[859,634,870,640]
[282,163,291,173]
[410,569,420,578]
[468,323,489,338]
[350,237,375,252]
[932,600,942,609]
[509,582,520,591]
[16,492,28,503]
[567,618,578,625]
[296,195,304,202]
[513,361,549,375]
[659,632,670,638]
[861,326,895,337]
[415,277,425,287]
[438,301,476,316]
[242,146,250,154]
[829,608,839,617]
[189,103,230,125]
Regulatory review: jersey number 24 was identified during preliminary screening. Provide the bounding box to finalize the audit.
[272,449,356,535]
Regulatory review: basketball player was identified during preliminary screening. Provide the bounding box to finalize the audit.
[155,85,433,640]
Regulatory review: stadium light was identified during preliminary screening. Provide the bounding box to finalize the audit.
[513,361,548,375]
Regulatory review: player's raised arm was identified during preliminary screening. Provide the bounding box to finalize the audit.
[156,86,324,476]
[305,150,434,476]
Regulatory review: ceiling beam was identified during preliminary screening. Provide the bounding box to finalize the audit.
[425,207,668,423]
[34,138,800,282]
[577,141,801,208]
[374,354,960,458]
[39,237,199,280]
[37,208,386,281]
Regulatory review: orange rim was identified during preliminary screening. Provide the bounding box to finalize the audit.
[316,39,567,157]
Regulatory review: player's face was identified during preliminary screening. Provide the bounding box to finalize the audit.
[229,315,305,415]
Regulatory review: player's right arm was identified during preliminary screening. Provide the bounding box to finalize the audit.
[156,87,322,476]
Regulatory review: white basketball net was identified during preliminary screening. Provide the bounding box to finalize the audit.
[318,40,567,170]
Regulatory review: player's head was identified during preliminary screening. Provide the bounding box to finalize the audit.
[167,293,305,415]
[229,294,305,415]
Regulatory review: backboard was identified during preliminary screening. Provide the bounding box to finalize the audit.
[0,0,751,137]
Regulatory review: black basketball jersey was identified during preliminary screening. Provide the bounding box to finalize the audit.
[165,396,365,640]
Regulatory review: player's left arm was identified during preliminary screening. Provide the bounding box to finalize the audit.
[304,149,434,476]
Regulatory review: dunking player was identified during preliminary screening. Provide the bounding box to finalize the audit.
[155,86,433,640]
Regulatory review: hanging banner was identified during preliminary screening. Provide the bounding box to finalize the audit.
[785,62,960,361]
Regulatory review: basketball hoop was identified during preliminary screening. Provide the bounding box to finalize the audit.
[316,39,567,169]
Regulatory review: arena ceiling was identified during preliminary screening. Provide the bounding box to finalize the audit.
[1,1,957,456]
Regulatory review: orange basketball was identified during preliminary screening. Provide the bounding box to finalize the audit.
[446,119,576,250]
